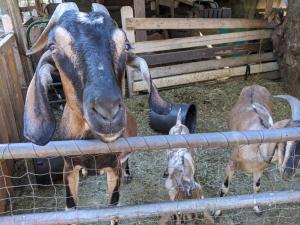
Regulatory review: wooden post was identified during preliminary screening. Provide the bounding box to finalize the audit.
[133,0,147,41]
[0,0,8,14]
[121,6,136,96]
[4,0,34,85]
[273,0,300,97]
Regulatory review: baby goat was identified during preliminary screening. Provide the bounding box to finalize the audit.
[161,110,214,224]
[216,85,300,216]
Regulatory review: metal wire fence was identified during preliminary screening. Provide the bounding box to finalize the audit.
[0,128,300,224]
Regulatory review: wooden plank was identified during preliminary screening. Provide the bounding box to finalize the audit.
[133,0,147,41]
[121,6,135,44]
[1,15,13,33]
[126,18,272,30]
[140,41,273,66]
[132,29,272,53]
[134,52,276,80]
[0,34,15,53]
[5,47,24,138]
[121,6,136,96]
[12,37,27,98]
[133,62,279,91]
[4,1,34,85]
[0,55,20,142]
[19,6,36,12]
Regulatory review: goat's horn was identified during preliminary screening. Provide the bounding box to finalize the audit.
[126,52,171,114]
[27,3,79,55]
[92,3,110,16]
[274,95,300,121]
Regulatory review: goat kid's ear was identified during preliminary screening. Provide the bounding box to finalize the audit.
[270,119,291,129]
[24,51,56,145]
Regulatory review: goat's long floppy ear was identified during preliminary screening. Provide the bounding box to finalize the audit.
[24,51,56,145]
[27,3,79,55]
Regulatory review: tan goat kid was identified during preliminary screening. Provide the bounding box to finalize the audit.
[161,110,214,224]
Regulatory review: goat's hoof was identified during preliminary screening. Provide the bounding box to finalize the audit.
[253,206,263,216]
[163,170,169,178]
[213,209,222,217]
[123,174,132,184]
[111,219,118,225]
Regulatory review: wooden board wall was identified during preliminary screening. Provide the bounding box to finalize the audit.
[0,33,26,213]
[121,6,278,96]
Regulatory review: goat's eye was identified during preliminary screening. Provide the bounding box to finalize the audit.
[125,43,131,51]
[48,43,57,51]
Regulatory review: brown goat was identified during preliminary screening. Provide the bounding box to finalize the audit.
[215,85,300,216]
[23,4,154,224]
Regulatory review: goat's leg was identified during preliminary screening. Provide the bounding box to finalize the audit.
[220,163,235,197]
[253,171,263,215]
[105,167,121,225]
[123,159,132,184]
[106,167,121,206]
[64,166,80,210]
[214,163,235,217]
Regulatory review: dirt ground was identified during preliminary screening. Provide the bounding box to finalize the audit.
[9,77,300,225]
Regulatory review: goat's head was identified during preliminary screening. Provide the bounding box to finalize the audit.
[24,3,147,145]
[169,109,190,135]
[272,95,300,180]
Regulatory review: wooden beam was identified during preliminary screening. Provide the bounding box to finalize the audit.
[132,29,272,53]
[126,18,272,30]
[19,6,36,12]
[121,6,135,96]
[0,33,15,53]
[121,6,135,43]
[134,52,276,80]
[133,0,147,41]
[1,15,13,33]
[133,62,279,91]
[4,0,34,85]
[140,41,273,66]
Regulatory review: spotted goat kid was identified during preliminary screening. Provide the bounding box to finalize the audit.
[160,110,214,224]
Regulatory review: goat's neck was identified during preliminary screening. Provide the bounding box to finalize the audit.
[59,104,91,140]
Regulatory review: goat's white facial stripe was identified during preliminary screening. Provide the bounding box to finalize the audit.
[77,12,104,24]
[55,27,79,66]
[98,63,104,71]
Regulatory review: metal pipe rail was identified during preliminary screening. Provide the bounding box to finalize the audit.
[0,191,299,225]
[0,127,300,159]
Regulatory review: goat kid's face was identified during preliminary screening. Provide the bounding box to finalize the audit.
[23,4,137,145]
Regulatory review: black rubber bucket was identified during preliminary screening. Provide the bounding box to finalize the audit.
[33,157,64,185]
[148,81,197,134]
[149,103,197,134]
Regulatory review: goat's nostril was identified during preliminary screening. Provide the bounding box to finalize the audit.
[92,100,122,121]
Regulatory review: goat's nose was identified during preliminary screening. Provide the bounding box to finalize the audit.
[92,98,121,121]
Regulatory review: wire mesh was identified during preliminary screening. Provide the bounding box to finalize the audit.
[0,144,298,225]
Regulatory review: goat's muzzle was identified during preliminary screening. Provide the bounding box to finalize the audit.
[83,94,125,142]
